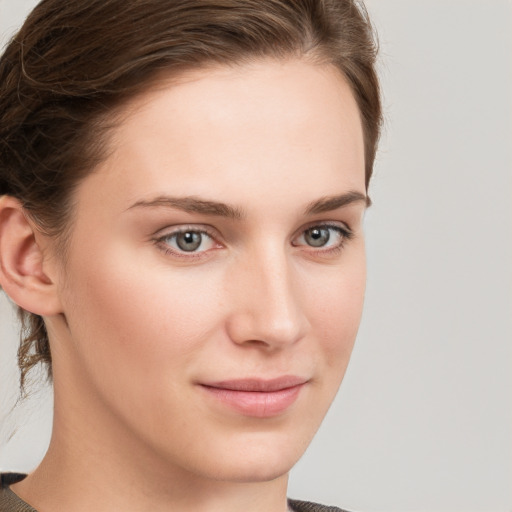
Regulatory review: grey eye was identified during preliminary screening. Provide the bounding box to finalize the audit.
[176,231,203,252]
[304,227,330,247]
[158,228,217,256]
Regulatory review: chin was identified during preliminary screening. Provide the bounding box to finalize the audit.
[192,431,312,484]
[206,455,297,484]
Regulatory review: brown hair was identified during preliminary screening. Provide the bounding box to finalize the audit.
[0,0,381,392]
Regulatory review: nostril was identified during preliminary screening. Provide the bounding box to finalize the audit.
[245,339,272,349]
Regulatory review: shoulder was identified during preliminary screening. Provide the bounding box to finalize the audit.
[288,498,351,512]
[0,474,37,512]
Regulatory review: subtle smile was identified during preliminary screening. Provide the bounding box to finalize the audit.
[199,376,309,418]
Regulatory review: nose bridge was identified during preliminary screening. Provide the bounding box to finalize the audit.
[226,239,309,348]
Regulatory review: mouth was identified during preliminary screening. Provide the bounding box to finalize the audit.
[198,376,308,418]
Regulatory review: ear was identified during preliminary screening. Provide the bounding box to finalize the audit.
[0,196,63,316]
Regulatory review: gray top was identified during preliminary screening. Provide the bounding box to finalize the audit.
[0,474,348,512]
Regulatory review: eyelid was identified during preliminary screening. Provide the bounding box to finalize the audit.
[293,221,352,240]
[152,222,218,238]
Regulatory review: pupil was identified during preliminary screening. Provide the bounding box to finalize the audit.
[177,231,202,251]
[306,227,329,247]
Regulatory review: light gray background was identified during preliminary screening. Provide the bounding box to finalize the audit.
[0,1,511,511]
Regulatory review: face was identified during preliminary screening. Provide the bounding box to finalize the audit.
[48,59,367,484]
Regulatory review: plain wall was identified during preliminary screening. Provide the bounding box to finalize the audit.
[1,1,511,511]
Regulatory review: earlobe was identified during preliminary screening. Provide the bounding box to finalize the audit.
[0,196,62,316]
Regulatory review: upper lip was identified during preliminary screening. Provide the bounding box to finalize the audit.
[200,376,308,392]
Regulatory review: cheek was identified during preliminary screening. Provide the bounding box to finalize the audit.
[61,242,226,397]
[305,249,366,371]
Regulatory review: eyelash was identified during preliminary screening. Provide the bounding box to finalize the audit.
[153,223,353,259]
[293,223,354,256]
[154,226,220,260]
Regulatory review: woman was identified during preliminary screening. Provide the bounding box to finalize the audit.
[0,0,381,511]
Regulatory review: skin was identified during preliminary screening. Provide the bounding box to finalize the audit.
[3,58,367,512]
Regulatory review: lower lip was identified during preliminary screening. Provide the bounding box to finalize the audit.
[200,384,305,418]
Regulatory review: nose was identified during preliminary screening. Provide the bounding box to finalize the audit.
[224,246,310,350]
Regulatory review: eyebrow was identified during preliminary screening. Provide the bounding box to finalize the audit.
[304,190,370,215]
[127,195,244,220]
[127,190,369,219]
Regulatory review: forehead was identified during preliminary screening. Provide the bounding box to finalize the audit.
[81,58,365,213]
[125,58,364,148]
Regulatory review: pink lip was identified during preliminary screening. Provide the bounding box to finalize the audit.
[199,376,308,418]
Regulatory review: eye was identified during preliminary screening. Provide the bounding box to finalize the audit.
[156,228,219,255]
[303,227,332,247]
[294,224,352,250]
